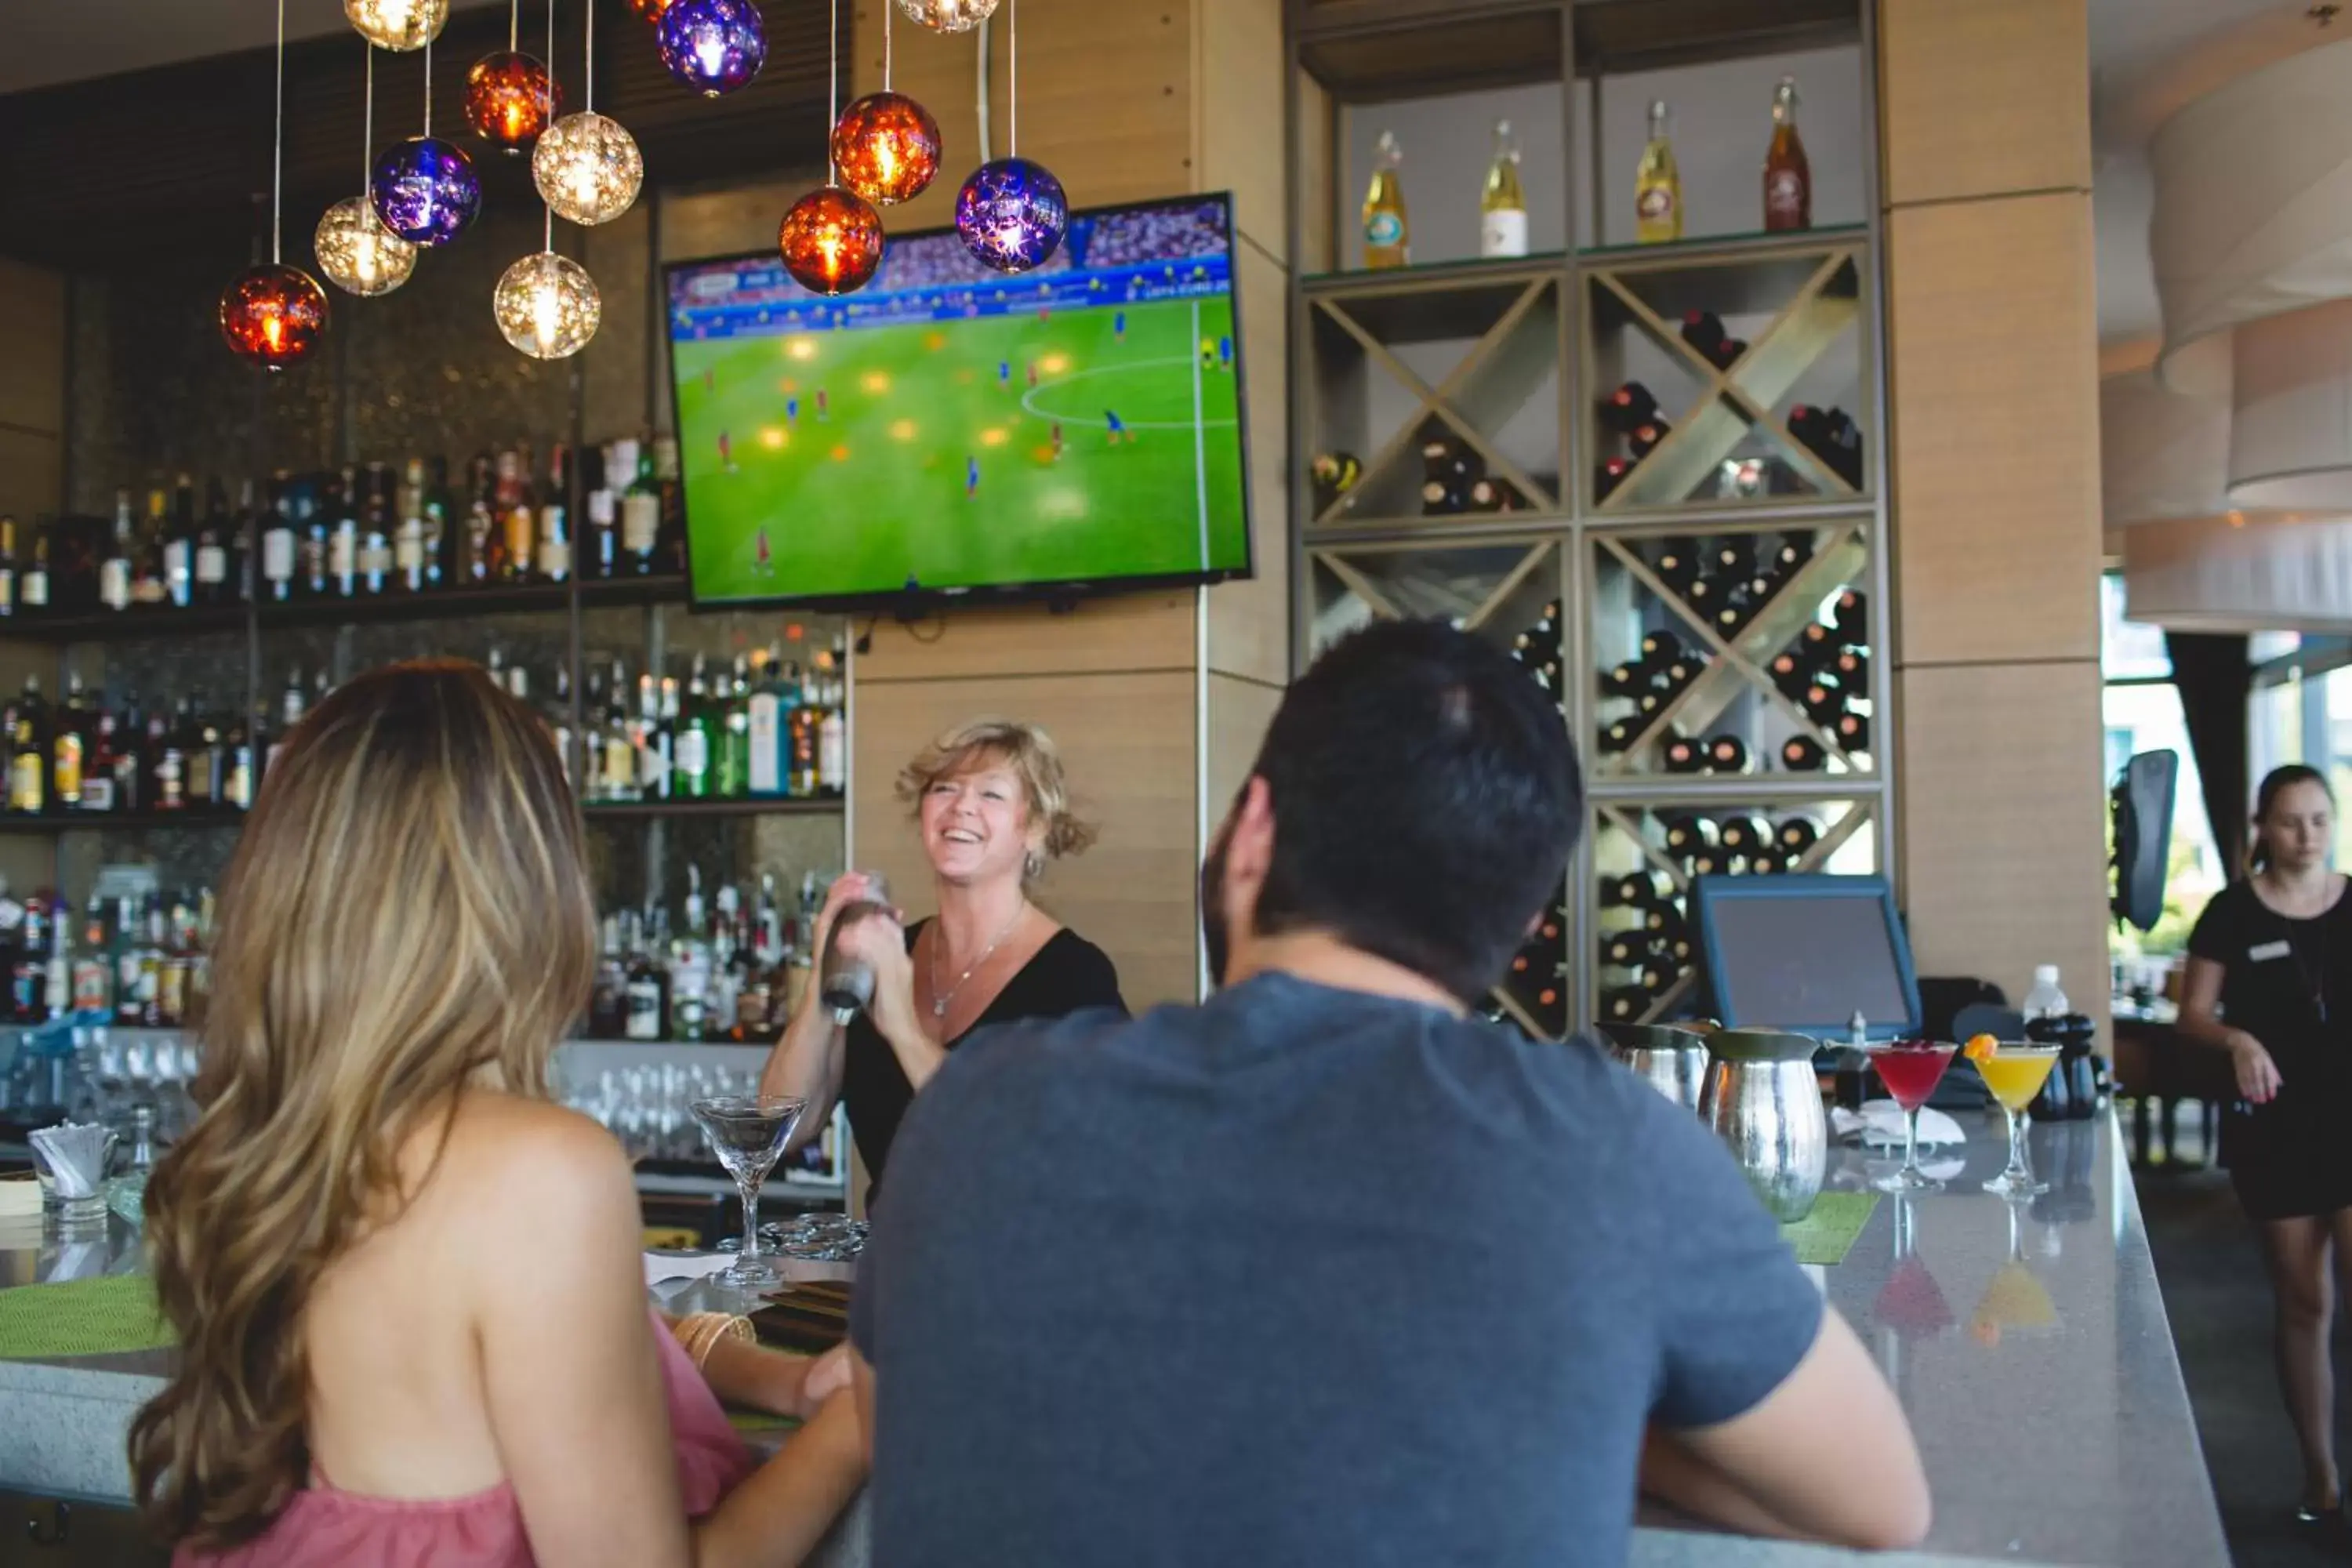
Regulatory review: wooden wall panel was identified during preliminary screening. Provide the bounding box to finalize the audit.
[1897,659,2109,1025]
[659,178,809,263]
[582,203,655,440]
[1207,239,1292,686]
[856,590,1200,683]
[1207,670,1281,819]
[855,0,1196,237]
[1298,69,1335,275]
[0,430,61,529]
[1878,0,2092,208]
[1888,191,2100,667]
[0,259,65,439]
[851,669,1201,1008]
[1198,0,1287,261]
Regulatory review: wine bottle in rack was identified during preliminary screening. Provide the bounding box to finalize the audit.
[1712,591,1755,638]
[1798,620,1837,654]
[1654,539,1701,593]
[1603,383,1661,432]
[1708,735,1750,773]
[1601,929,1658,967]
[1777,816,1820,856]
[1640,628,1683,662]
[1782,735,1828,771]
[1711,537,1758,579]
[1681,310,1730,368]
[1596,457,1634,503]
[1602,659,1650,698]
[1833,646,1868,684]
[1600,718,1639,754]
[1800,681,1845,725]
[1650,909,1695,964]
[1662,813,1715,860]
[1775,533,1816,572]
[1600,985,1650,1023]
[1768,650,1810,697]
[1602,870,1671,908]
[1662,734,1708,774]
[1661,653,1705,691]
[1689,848,1726,877]
[1717,816,1769,857]
[1629,419,1671,461]
[1835,710,1871,753]
[1831,589,1868,637]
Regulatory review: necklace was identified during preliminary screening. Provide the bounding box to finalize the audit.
[930,904,1027,1019]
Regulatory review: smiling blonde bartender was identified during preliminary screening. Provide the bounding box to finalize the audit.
[761,719,1126,1199]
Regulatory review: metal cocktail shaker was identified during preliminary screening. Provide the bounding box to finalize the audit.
[1597,1022,1712,1114]
[1700,1028,1829,1223]
[818,873,894,1024]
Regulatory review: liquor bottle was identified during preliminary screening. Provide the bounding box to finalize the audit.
[1602,383,1660,434]
[584,445,619,579]
[196,478,234,606]
[0,515,16,619]
[1479,120,1527,260]
[325,467,359,597]
[463,454,497,585]
[9,678,45,815]
[670,869,713,1043]
[1708,735,1750,773]
[184,696,224,811]
[499,445,536,583]
[546,663,576,787]
[111,695,147,813]
[49,672,88,811]
[261,474,296,602]
[635,673,671,800]
[1634,100,1682,244]
[151,702,184,811]
[674,655,715,800]
[71,896,111,1018]
[619,438,662,575]
[624,913,667,1040]
[395,456,428,593]
[1363,129,1409,269]
[818,654,848,795]
[129,487,169,608]
[223,704,254,811]
[1798,679,1844,726]
[1789,405,1864,488]
[1762,76,1811,233]
[536,442,572,583]
[423,455,452,590]
[81,706,118,814]
[716,655,752,799]
[358,463,393,595]
[589,916,628,1037]
[262,667,304,782]
[653,437,685,573]
[1712,590,1755,638]
[1777,816,1820,857]
[746,648,785,797]
[786,662,822,797]
[601,661,639,804]
[163,476,197,608]
[100,490,135,612]
[1781,734,1828,771]
[19,517,48,615]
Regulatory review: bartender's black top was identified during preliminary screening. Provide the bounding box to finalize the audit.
[2189,877,2352,1214]
[842,917,1126,1196]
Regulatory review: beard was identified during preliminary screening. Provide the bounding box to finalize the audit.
[1199,826,1232,990]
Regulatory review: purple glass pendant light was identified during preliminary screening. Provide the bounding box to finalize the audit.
[950,0,1062,272]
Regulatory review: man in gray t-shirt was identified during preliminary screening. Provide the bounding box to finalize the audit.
[848,620,1928,1565]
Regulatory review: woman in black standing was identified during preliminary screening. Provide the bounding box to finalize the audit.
[2181,764,2352,1526]
[761,718,1126,1200]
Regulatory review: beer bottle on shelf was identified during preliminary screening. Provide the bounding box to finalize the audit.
[1783,735,1828,771]
[1634,100,1682,244]
[1363,130,1409,269]
[1763,76,1812,232]
[1708,735,1750,773]
[1479,120,1528,260]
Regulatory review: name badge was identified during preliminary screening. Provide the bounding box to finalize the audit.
[2250,940,2293,962]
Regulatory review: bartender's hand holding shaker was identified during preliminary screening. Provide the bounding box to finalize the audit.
[2227,1028,2285,1103]
[816,871,902,1022]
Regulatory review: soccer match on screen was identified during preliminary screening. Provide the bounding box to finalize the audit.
[666,195,1252,608]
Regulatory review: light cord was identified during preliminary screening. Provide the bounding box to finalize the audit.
[586,0,596,111]
[546,0,557,97]
[423,33,434,134]
[510,0,518,50]
[1008,0,1017,157]
[359,44,375,195]
[826,0,839,183]
[271,0,285,262]
[883,0,891,91]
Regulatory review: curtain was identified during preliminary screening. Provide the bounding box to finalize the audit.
[2165,632,2252,873]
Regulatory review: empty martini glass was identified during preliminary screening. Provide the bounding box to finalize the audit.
[690,1095,807,1291]
[1864,1041,1957,1194]
[1973,1043,2061,1197]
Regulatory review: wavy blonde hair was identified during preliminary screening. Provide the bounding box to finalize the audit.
[128,660,597,1551]
[895,717,1097,868]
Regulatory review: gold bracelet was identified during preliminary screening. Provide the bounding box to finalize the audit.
[675,1312,755,1370]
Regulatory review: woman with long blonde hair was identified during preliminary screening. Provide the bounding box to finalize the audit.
[129,661,864,1566]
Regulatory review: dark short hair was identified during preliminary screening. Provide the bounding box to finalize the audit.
[1243,619,1582,1003]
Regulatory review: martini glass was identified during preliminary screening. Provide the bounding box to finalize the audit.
[1865,1042,1957,1194]
[690,1094,807,1291]
[1976,1044,2061,1197]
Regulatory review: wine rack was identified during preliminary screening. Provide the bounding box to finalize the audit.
[1290,50,1889,1035]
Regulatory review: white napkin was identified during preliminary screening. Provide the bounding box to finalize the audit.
[644,1250,736,1287]
[1833,1100,1967,1149]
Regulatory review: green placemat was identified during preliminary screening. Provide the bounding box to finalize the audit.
[726,1407,802,1435]
[0,1273,175,1359]
[1781,1192,1880,1266]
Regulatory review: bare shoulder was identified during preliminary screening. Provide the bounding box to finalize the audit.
[429,1094,637,1222]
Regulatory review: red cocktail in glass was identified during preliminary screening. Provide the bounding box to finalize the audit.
[1865,1041,1957,1193]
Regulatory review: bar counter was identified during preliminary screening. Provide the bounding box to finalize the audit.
[0,1111,2225,1566]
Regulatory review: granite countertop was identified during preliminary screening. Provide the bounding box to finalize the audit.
[0,1112,2227,1567]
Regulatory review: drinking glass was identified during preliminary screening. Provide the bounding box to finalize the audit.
[690,1094,807,1291]
[1976,1044,2061,1197]
[1865,1042,1957,1194]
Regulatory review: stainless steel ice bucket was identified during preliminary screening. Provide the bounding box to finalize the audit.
[1597,1022,1711,1115]
[1700,1029,1828,1224]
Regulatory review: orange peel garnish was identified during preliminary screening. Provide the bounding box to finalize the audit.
[1962,1033,1999,1064]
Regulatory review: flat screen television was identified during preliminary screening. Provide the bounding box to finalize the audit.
[663,192,1254,611]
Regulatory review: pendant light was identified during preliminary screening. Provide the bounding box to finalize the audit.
[223,0,331,370]
[535,0,644,225]
[496,209,601,358]
[898,0,997,33]
[833,0,941,207]
[347,0,448,50]
[317,45,420,296]
[466,0,559,153]
[372,34,483,245]
[953,0,1065,272]
[657,0,766,97]
[779,0,884,294]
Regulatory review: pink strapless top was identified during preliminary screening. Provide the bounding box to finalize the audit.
[176,1312,758,1568]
